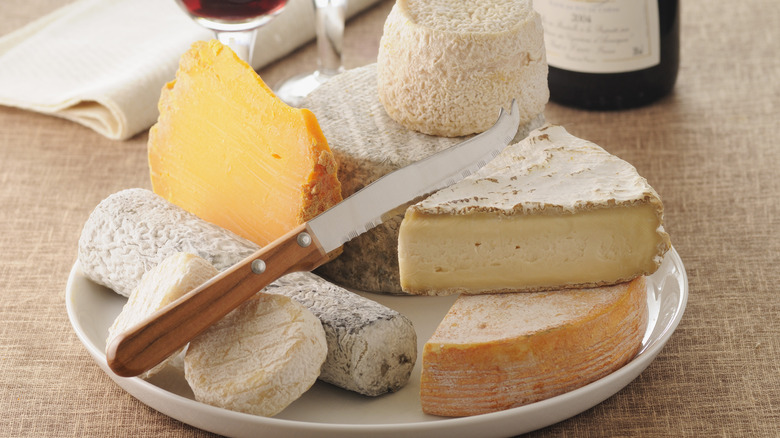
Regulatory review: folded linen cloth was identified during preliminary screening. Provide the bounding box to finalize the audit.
[0,0,377,140]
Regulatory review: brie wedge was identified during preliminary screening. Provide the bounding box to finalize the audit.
[399,124,671,294]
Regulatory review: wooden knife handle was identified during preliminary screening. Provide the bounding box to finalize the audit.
[106,223,335,378]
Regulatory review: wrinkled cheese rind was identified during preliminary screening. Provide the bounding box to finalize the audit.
[79,188,258,298]
[421,276,648,417]
[377,0,548,137]
[78,188,416,396]
[303,64,545,293]
[185,292,327,417]
[148,40,342,247]
[106,252,218,380]
[399,124,671,295]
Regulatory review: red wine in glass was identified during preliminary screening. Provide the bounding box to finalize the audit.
[176,0,289,62]
[180,0,288,24]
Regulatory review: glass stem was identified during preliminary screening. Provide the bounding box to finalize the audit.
[215,29,258,64]
[313,0,346,78]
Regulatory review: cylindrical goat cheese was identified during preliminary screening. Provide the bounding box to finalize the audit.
[377,0,549,137]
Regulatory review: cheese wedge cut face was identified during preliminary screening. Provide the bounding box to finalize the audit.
[148,40,342,246]
[421,276,648,417]
[399,124,671,295]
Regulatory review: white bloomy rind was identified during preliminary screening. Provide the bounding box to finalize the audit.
[415,124,665,215]
[185,292,327,417]
[399,124,671,295]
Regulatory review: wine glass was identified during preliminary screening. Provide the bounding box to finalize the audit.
[176,0,289,63]
[274,0,347,106]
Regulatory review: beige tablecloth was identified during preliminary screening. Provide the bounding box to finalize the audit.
[0,1,778,436]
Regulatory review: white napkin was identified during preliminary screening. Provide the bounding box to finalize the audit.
[0,0,378,140]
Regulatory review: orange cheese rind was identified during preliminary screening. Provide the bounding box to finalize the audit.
[420,276,648,417]
[148,40,342,246]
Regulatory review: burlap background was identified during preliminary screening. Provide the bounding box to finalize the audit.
[1,1,777,436]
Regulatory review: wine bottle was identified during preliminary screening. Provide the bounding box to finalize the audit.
[535,0,680,110]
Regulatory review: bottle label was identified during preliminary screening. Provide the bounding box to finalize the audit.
[535,0,661,73]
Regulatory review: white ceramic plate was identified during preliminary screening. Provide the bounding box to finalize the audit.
[66,247,687,438]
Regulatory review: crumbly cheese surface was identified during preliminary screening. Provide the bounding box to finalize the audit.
[377,0,548,136]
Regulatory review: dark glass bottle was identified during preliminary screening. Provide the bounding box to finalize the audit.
[536,0,680,110]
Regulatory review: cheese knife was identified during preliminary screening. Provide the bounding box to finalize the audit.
[106,100,520,377]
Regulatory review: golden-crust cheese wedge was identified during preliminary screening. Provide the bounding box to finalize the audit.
[421,276,648,417]
[148,40,342,247]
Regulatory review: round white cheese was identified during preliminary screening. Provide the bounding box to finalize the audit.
[185,292,327,417]
[377,0,548,137]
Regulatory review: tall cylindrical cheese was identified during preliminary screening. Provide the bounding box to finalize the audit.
[78,188,416,396]
[377,0,548,137]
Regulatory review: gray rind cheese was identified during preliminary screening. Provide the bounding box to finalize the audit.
[267,273,416,396]
[78,188,258,298]
[78,188,416,396]
[302,64,545,293]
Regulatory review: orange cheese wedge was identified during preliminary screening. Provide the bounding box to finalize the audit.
[148,40,342,246]
[421,276,648,417]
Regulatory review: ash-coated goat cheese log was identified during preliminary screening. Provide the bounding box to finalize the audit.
[78,188,417,396]
[78,189,258,298]
[266,272,416,396]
